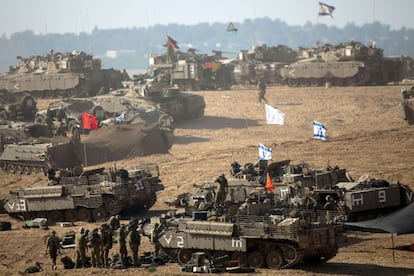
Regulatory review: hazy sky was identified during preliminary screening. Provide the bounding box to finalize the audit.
[1,0,413,36]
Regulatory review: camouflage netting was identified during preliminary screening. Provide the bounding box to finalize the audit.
[74,123,171,166]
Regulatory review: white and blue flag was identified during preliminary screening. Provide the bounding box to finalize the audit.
[318,2,335,17]
[259,143,272,160]
[313,121,328,141]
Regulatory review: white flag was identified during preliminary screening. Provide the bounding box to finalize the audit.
[318,2,335,17]
[259,143,272,160]
[313,121,328,141]
[265,104,285,125]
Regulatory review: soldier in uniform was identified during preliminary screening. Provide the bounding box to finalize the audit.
[88,228,102,267]
[118,224,129,266]
[75,227,88,268]
[108,215,120,232]
[151,223,162,257]
[257,78,267,103]
[128,223,141,266]
[100,223,113,267]
[45,230,60,270]
[324,195,336,224]
[214,174,228,206]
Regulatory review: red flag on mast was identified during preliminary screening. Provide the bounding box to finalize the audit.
[165,36,180,49]
[265,172,275,192]
[82,112,99,130]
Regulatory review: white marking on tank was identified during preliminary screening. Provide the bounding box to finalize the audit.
[7,199,26,211]
[163,234,172,245]
[378,190,386,203]
[288,69,296,77]
[14,83,20,90]
[406,191,413,202]
[351,194,364,206]
[231,238,243,248]
[177,236,184,248]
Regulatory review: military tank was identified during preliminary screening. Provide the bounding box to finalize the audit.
[0,50,125,98]
[277,41,407,87]
[103,82,205,122]
[233,44,298,86]
[3,164,164,222]
[145,209,340,269]
[0,90,37,122]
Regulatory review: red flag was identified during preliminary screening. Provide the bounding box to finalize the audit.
[165,35,179,49]
[265,172,275,192]
[82,112,99,130]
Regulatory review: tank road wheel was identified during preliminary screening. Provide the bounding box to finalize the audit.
[287,78,299,87]
[92,206,108,222]
[345,77,356,86]
[299,78,310,87]
[266,249,284,269]
[248,250,265,268]
[22,166,30,175]
[177,249,193,265]
[29,167,38,174]
[0,161,6,171]
[310,78,321,87]
[48,210,63,224]
[77,208,92,222]
[64,209,77,222]
[15,165,22,174]
[281,244,298,264]
[7,164,16,174]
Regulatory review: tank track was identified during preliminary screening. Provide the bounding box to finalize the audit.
[279,243,304,269]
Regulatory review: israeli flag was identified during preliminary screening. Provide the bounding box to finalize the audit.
[313,121,328,141]
[319,2,335,17]
[259,143,272,160]
[115,112,125,124]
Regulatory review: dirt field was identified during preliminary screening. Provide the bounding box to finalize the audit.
[0,85,414,275]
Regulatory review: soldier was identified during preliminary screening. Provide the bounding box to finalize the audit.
[45,230,60,270]
[151,223,162,257]
[108,215,120,232]
[324,195,336,224]
[214,174,228,206]
[100,223,113,267]
[75,227,88,268]
[88,228,102,267]
[128,223,141,266]
[118,224,129,266]
[257,78,267,103]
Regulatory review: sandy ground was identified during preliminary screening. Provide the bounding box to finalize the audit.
[0,85,414,275]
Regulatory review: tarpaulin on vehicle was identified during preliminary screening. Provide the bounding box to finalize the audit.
[73,122,171,166]
[344,201,414,235]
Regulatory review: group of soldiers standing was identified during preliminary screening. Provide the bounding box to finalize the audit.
[46,215,147,270]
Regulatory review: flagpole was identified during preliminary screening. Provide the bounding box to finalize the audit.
[82,127,88,167]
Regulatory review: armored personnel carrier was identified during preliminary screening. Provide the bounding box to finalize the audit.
[0,50,124,98]
[0,90,37,122]
[0,143,51,175]
[146,210,340,269]
[3,164,164,222]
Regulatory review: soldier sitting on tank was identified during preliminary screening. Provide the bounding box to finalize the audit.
[230,161,242,178]
[214,174,228,207]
